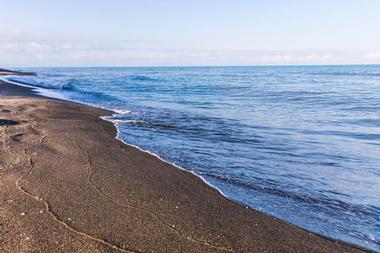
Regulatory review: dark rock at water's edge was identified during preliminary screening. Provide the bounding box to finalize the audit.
[0,68,36,76]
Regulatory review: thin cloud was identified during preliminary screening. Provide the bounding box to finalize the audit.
[365,50,380,59]
[0,39,379,67]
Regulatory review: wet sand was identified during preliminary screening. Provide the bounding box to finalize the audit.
[0,78,370,252]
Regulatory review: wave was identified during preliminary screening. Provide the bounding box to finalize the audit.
[129,75,162,82]
[5,76,76,91]
[57,79,77,90]
[113,109,132,114]
[199,171,379,218]
[109,119,145,124]
[5,77,43,87]
[309,72,380,77]
[108,118,177,129]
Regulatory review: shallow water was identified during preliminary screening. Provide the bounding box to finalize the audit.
[7,65,380,251]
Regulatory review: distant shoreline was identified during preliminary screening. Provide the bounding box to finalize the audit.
[0,68,36,76]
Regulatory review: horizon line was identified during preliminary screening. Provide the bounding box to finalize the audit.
[6,63,380,69]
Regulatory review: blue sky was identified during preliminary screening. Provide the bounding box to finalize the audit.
[0,0,379,67]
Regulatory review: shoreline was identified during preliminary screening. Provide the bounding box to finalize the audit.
[0,75,235,201]
[0,77,371,252]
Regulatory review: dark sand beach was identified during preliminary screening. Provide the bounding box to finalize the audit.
[0,74,370,252]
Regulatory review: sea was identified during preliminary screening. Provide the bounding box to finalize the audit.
[4,65,380,252]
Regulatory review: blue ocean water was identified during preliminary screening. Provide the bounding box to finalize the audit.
[5,65,380,251]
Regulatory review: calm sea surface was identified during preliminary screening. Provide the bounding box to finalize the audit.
[6,65,380,251]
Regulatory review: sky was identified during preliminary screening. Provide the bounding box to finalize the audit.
[0,0,380,67]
